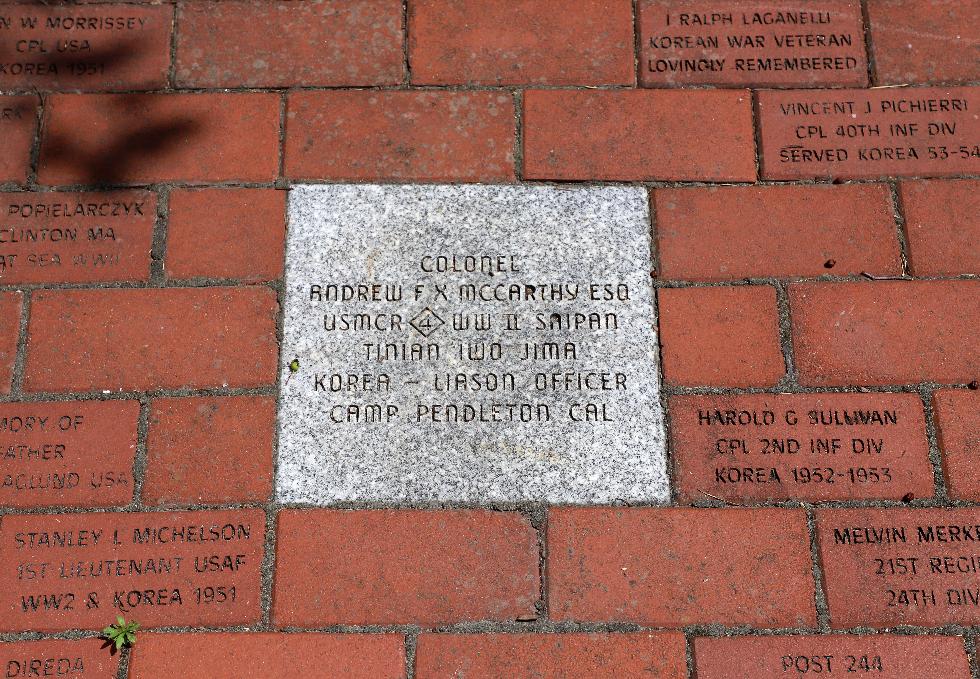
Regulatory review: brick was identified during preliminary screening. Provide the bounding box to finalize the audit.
[817,507,980,626]
[694,635,970,678]
[144,396,274,505]
[899,180,980,277]
[671,393,933,503]
[23,287,278,393]
[868,0,980,85]
[1,400,138,509]
[38,93,280,185]
[176,0,402,87]
[166,188,284,282]
[0,191,155,284]
[655,184,901,280]
[0,4,171,91]
[523,89,756,181]
[273,509,538,626]
[416,633,687,678]
[0,509,264,632]
[638,0,867,87]
[0,292,21,394]
[129,633,405,679]
[658,286,785,387]
[0,639,119,678]
[759,86,980,180]
[934,390,980,501]
[790,281,980,386]
[285,91,514,182]
[409,0,634,86]
[0,95,37,184]
[548,508,815,626]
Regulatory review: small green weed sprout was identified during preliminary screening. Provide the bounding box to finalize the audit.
[102,616,139,651]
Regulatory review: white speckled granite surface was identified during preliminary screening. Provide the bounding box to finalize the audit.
[278,184,668,503]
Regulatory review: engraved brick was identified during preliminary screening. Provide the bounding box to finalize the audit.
[0,639,119,678]
[671,393,933,503]
[1,400,138,509]
[694,635,970,678]
[868,0,980,85]
[523,89,756,181]
[934,390,980,502]
[129,633,406,679]
[0,509,264,632]
[658,286,785,387]
[639,0,867,87]
[409,0,634,85]
[817,507,980,626]
[0,292,22,395]
[273,509,538,626]
[655,184,901,280]
[0,95,37,184]
[549,508,816,626]
[0,4,171,90]
[176,0,403,87]
[23,287,279,393]
[38,93,280,185]
[165,188,285,282]
[144,396,274,505]
[285,91,515,182]
[790,281,980,386]
[759,86,980,179]
[899,179,980,277]
[416,633,687,678]
[0,191,154,284]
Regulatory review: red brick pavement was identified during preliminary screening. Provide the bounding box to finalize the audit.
[0,1,977,676]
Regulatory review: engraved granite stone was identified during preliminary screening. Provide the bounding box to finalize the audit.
[278,185,668,503]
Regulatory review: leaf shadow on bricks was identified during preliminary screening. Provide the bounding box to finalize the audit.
[30,33,202,187]
[42,95,201,186]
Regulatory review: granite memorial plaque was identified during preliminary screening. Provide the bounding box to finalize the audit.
[279,185,668,503]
